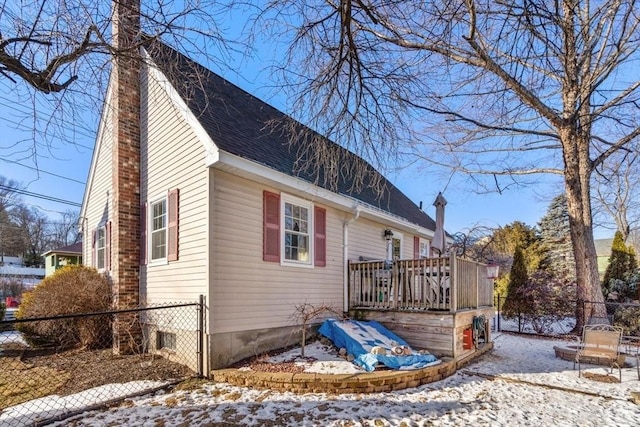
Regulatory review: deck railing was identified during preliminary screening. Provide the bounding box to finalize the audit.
[348,254,493,312]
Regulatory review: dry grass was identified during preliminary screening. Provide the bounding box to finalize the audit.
[0,357,70,410]
[0,346,194,409]
[582,372,620,383]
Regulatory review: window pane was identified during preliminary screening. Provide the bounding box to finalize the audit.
[97,228,105,247]
[282,200,311,263]
[150,199,167,260]
[152,200,166,231]
[97,227,106,269]
[152,229,166,260]
[392,238,401,259]
[97,249,105,269]
[298,236,308,261]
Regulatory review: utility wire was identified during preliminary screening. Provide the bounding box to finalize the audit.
[0,158,86,184]
[0,100,99,140]
[0,184,81,207]
[0,116,95,151]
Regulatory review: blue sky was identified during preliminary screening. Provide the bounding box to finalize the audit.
[0,16,613,240]
[0,68,583,238]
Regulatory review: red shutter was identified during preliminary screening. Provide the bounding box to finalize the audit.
[263,191,280,262]
[167,189,179,262]
[314,206,326,267]
[105,221,112,271]
[140,202,147,265]
[413,236,420,259]
[91,229,96,268]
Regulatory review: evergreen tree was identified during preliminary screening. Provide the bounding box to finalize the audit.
[484,221,548,298]
[502,246,529,322]
[539,195,576,281]
[602,231,637,296]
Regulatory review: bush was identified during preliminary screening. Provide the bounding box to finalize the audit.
[16,265,113,349]
[613,305,640,337]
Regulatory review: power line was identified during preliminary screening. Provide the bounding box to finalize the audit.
[0,100,99,141]
[0,158,86,185]
[0,116,95,151]
[0,184,81,207]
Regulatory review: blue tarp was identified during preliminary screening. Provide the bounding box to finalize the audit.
[318,319,439,372]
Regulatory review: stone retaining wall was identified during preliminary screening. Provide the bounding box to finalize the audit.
[211,343,493,394]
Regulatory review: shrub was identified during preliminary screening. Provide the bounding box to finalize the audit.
[613,305,640,337]
[16,265,113,349]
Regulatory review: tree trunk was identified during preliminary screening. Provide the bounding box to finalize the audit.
[561,131,607,332]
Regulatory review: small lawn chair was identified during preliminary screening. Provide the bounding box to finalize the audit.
[574,324,623,382]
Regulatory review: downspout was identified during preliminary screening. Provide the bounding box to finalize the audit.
[343,206,361,312]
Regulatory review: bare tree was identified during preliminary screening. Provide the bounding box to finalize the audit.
[450,223,495,261]
[593,149,640,243]
[257,0,640,330]
[291,302,343,356]
[11,205,49,266]
[1,0,233,161]
[0,177,25,263]
[49,210,81,248]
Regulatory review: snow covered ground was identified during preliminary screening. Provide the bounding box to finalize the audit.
[5,332,631,426]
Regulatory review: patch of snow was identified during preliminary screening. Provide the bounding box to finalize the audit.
[8,333,640,426]
[0,330,27,347]
[266,341,364,374]
[0,381,168,427]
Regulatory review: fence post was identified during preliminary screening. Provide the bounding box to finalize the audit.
[197,294,205,378]
[496,294,501,332]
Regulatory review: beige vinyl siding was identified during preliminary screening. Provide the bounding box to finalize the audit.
[82,98,114,266]
[347,218,389,261]
[348,219,424,261]
[140,66,209,304]
[211,171,344,333]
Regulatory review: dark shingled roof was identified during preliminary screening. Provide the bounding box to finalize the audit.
[145,41,436,231]
[44,242,82,255]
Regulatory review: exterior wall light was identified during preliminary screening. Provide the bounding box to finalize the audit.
[486,261,500,280]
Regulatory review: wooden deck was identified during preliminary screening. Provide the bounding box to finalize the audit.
[347,255,495,358]
[348,255,493,312]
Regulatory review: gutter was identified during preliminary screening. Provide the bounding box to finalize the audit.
[343,206,361,312]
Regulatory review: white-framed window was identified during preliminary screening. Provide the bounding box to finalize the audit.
[282,194,312,265]
[96,227,106,270]
[150,197,167,262]
[391,232,403,260]
[419,241,430,258]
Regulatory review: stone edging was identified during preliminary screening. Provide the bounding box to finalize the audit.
[211,343,493,394]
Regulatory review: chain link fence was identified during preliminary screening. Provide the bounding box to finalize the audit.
[0,298,204,427]
[494,295,640,337]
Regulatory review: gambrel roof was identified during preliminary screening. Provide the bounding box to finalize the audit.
[145,40,436,231]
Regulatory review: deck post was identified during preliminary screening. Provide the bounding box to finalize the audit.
[392,260,399,310]
[449,253,457,312]
[476,263,480,309]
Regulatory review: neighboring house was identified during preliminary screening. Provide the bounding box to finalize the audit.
[0,256,45,303]
[81,13,490,371]
[595,238,614,279]
[42,242,83,277]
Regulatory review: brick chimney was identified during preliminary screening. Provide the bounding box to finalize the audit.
[111,0,141,354]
